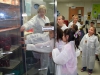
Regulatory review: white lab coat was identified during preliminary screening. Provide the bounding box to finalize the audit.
[76,48,80,57]
[23,14,50,60]
[26,38,54,53]
[79,33,100,69]
[68,21,81,29]
[22,14,50,33]
[52,41,77,75]
[61,24,68,31]
[25,33,49,44]
[25,32,49,59]
[26,38,54,75]
[55,40,66,52]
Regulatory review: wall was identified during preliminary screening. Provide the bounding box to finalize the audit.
[57,1,100,24]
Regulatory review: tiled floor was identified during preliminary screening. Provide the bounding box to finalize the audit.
[23,54,100,75]
[77,56,100,75]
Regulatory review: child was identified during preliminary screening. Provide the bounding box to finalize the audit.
[71,24,78,32]
[56,26,66,51]
[52,28,79,75]
[90,21,95,27]
[80,27,100,74]
[86,21,95,33]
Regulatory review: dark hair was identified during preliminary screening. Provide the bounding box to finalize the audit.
[50,22,54,26]
[72,25,81,47]
[64,28,80,48]
[45,22,54,26]
[72,24,78,32]
[89,26,96,35]
[57,26,63,42]
[72,15,74,17]
[58,15,65,20]
[62,15,65,20]
[91,21,95,24]
[45,23,50,26]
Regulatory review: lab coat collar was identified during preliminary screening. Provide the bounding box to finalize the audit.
[38,14,47,24]
[50,37,54,40]
[67,41,75,45]
[38,14,46,19]
[70,41,75,44]
[87,33,94,37]
[72,21,79,24]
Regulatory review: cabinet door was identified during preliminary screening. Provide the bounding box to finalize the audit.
[22,0,56,75]
[0,0,23,75]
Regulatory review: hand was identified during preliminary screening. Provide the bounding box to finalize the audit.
[20,26,25,32]
[22,47,26,50]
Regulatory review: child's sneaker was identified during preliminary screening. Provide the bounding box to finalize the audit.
[81,67,87,72]
[88,69,93,75]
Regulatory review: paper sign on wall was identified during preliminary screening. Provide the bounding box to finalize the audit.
[92,4,100,19]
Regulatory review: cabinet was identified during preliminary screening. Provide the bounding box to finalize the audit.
[22,0,56,75]
[0,1,23,75]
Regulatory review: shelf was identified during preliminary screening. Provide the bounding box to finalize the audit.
[0,45,20,59]
[0,26,20,32]
[0,60,20,69]
[0,3,19,8]
[0,19,20,21]
[23,67,38,75]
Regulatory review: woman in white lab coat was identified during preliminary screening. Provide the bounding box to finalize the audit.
[20,5,50,60]
[79,27,100,74]
[20,5,50,33]
[68,15,81,29]
[52,28,79,75]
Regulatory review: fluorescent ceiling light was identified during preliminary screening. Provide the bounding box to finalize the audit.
[49,2,54,4]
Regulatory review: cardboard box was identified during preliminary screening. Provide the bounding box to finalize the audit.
[96,23,100,28]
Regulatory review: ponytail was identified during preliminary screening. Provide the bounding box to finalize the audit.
[64,28,80,49]
[74,31,81,48]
